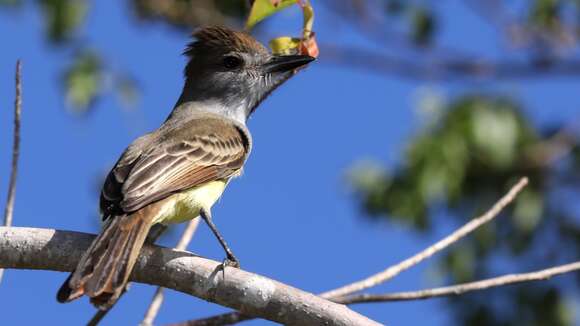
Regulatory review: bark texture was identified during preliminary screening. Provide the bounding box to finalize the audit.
[0,227,380,326]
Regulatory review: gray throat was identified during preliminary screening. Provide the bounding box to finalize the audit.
[168,100,248,125]
[168,79,256,125]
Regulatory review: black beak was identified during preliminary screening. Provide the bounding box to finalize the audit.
[263,54,315,73]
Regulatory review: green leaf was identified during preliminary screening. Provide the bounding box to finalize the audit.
[471,104,519,169]
[346,159,388,194]
[269,36,301,55]
[63,51,102,113]
[513,190,543,233]
[246,0,297,29]
[40,0,88,43]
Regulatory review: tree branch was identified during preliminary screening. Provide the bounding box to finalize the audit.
[322,44,580,80]
[320,177,529,299]
[0,227,380,326]
[3,60,21,228]
[335,261,580,304]
[1,60,22,285]
[187,177,529,325]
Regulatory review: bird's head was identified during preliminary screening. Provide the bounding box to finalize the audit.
[178,26,315,122]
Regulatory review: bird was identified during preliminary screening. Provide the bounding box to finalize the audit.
[56,25,315,310]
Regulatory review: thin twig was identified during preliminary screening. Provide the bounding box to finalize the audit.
[0,60,22,285]
[87,224,170,326]
[320,177,529,299]
[3,60,22,227]
[335,261,580,304]
[185,177,529,325]
[141,218,200,326]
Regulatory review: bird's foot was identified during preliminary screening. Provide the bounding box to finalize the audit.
[222,256,240,269]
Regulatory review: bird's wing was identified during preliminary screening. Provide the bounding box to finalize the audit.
[99,116,249,218]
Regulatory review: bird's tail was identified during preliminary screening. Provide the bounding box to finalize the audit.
[57,209,155,310]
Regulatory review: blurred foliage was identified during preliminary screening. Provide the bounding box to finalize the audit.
[350,96,545,230]
[61,49,140,114]
[39,0,88,43]
[63,50,102,112]
[530,0,560,29]
[130,0,248,30]
[324,1,580,323]
[349,94,580,325]
[1,0,144,114]
[0,0,249,114]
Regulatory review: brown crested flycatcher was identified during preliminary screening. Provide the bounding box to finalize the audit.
[57,26,314,309]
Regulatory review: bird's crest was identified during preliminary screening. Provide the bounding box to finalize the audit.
[185,26,268,57]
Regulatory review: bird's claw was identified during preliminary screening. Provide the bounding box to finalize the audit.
[222,256,240,269]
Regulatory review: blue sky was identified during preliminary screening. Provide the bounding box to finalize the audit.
[0,1,578,325]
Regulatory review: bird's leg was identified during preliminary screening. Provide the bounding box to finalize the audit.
[146,224,168,244]
[199,208,240,268]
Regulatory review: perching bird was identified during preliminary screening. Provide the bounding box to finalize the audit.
[57,26,314,309]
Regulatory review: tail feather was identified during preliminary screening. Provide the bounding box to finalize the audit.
[56,217,120,303]
[84,224,130,297]
[57,209,155,310]
[112,219,145,286]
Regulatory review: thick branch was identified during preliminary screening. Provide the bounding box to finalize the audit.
[0,227,379,326]
[1,60,22,285]
[335,261,580,304]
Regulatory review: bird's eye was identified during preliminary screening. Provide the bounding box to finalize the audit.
[223,56,243,69]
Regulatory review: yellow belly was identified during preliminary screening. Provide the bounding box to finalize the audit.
[153,180,228,225]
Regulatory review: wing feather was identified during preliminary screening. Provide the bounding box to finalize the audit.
[100,116,250,217]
